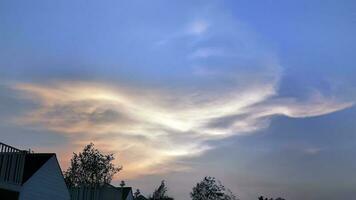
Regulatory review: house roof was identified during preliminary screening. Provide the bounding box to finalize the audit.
[116,187,133,200]
[70,184,134,200]
[22,153,55,184]
[135,195,148,200]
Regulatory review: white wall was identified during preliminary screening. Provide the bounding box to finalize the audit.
[19,156,70,200]
[125,190,134,200]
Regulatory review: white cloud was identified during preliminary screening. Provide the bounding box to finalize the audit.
[155,19,210,46]
[189,48,225,59]
[9,10,354,180]
[186,20,209,35]
[304,147,322,155]
[12,79,352,179]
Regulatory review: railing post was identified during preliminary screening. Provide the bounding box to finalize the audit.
[0,142,26,186]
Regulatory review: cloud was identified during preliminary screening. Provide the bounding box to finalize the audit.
[304,147,322,155]
[186,20,209,35]
[12,79,352,179]
[155,18,210,46]
[7,7,354,180]
[189,48,225,59]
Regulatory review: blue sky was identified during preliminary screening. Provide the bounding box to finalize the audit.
[1,1,356,199]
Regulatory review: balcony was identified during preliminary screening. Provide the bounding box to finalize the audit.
[0,142,26,192]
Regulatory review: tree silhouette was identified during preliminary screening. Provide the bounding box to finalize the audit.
[63,143,122,187]
[148,180,174,200]
[258,196,285,200]
[120,180,126,187]
[191,176,238,200]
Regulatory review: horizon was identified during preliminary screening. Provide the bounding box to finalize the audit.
[1,1,356,199]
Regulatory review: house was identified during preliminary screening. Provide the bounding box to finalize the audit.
[134,194,148,200]
[69,183,134,200]
[118,187,134,200]
[0,142,70,200]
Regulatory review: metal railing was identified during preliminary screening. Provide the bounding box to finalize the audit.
[0,142,22,153]
[0,142,26,186]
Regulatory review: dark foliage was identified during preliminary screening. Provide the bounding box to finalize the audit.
[148,180,174,200]
[191,176,238,200]
[259,196,285,200]
[63,143,122,187]
[120,180,126,187]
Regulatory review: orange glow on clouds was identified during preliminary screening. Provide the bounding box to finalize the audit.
[12,81,353,179]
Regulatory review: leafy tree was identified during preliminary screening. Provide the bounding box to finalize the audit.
[148,180,174,200]
[120,180,126,187]
[64,143,122,187]
[258,196,285,200]
[191,176,238,200]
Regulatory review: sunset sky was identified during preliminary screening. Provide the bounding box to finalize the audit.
[1,1,356,200]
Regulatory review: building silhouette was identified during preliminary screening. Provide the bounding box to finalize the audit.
[0,142,70,200]
[69,184,133,200]
[0,142,134,200]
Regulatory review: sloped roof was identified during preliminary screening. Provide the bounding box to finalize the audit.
[116,187,133,200]
[70,184,134,200]
[22,153,54,184]
[135,195,148,200]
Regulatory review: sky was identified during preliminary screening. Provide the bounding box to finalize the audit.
[0,0,356,199]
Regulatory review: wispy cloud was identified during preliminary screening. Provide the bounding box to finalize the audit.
[304,147,322,155]
[186,20,209,35]
[12,79,352,179]
[7,7,354,180]
[155,19,210,46]
[189,48,225,59]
